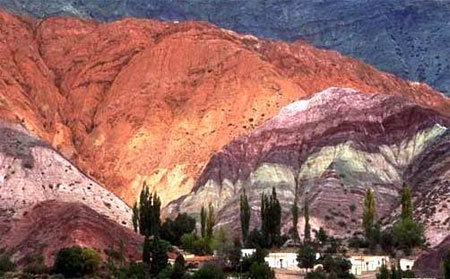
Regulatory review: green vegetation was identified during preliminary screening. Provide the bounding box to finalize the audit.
[161,213,196,246]
[53,246,101,278]
[240,189,251,243]
[375,261,415,279]
[132,184,162,238]
[290,185,300,241]
[200,206,207,238]
[362,188,376,239]
[0,253,15,275]
[443,250,450,279]
[260,187,282,248]
[192,264,226,279]
[206,202,215,240]
[304,197,311,242]
[297,242,316,270]
[248,262,275,279]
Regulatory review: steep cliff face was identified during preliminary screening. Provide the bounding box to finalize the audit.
[167,88,450,247]
[0,121,140,264]
[1,9,449,207]
[0,201,143,266]
[1,1,450,94]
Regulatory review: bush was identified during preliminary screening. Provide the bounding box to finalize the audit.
[161,213,196,246]
[248,262,275,279]
[247,229,268,249]
[392,218,425,254]
[181,233,212,255]
[53,246,101,278]
[0,254,15,274]
[192,264,225,279]
[115,262,150,279]
[23,253,49,275]
[306,268,327,279]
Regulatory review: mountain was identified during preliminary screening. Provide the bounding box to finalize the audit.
[414,235,450,277]
[1,1,450,95]
[1,9,449,211]
[167,88,450,248]
[0,121,140,264]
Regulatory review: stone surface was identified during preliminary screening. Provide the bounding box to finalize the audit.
[0,200,142,266]
[1,9,449,209]
[1,1,450,94]
[414,235,450,277]
[0,122,132,227]
[167,88,450,248]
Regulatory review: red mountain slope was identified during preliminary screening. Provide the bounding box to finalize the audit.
[0,9,449,207]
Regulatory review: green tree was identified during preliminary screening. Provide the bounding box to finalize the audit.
[291,186,299,241]
[206,202,215,239]
[53,246,101,278]
[316,227,328,244]
[150,237,168,276]
[305,268,327,279]
[304,197,311,242]
[132,183,162,237]
[363,188,376,238]
[376,264,391,279]
[249,262,275,279]
[240,189,251,243]
[192,264,226,279]
[392,215,425,254]
[401,187,413,220]
[161,213,196,246]
[200,206,207,238]
[171,255,188,279]
[297,242,316,270]
[132,203,139,233]
[321,255,355,279]
[260,187,282,247]
[0,254,15,275]
[442,250,450,279]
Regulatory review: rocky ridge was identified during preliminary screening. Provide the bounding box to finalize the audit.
[1,9,449,209]
[167,88,450,248]
[0,121,139,264]
[1,0,450,94]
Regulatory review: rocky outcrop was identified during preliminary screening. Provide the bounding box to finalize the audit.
[1,9,449,208]
[1,1,450,94]
[0,122,132,227]
[167,88,450,247]
[414,235,450,277]
[0,121,141,264]
[0,200,142,266]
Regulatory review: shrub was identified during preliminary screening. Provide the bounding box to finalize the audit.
[161,213,196,246]
[0,254,15,274]
[192,264,225,279]
[116,262,150,279]
[53,246,101,278]
[248,262,275,279]
[392,218,425,254]
[306,268,327,279]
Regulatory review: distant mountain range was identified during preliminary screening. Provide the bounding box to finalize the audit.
[1,0,450,95]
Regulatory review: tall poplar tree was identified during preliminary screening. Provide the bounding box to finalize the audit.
[303,197,311,242]
[132,183,161,237]
[200,206,207,238]
[363,188,376,237]
[260,187,282,247]
[240,189,251,243]
[206,202,215,239]
[401,186,413,220]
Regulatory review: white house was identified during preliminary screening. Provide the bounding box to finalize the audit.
[399,259,415,271]
[349,255,390,275]
[242,249,256,258]
[265,253,298,268]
